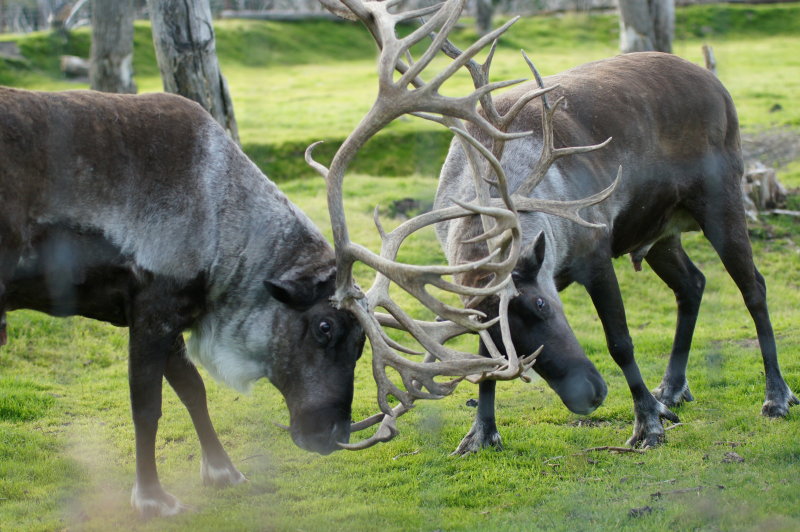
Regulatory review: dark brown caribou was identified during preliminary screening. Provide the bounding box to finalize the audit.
[435,52,798,453]
[0,87,373,516]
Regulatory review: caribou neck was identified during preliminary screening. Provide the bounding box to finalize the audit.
[185,147,336,393]
[203,151,335,304]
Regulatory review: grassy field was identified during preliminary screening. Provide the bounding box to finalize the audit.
[1,3,800,531]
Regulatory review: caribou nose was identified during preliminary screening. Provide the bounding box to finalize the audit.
[291,418,351,455]
[555,370,608,415]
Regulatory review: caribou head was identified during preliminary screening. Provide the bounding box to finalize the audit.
[265,271,366,454]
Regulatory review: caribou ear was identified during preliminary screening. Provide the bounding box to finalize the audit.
[265,279,319,311]
[265,270,335,311]
[513,231,547,284]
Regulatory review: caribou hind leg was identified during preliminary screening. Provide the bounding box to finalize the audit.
[163,336,246,487]
[584,258,679,448]
[452,379,503,456]
[645,236,706,407]
[693,190,798,417]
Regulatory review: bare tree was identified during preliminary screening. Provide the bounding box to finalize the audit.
[90,0,136,93]
[147,0,239,143]
[476,0,499,35]
[618,0,674,53]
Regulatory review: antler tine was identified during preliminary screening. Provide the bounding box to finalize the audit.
[513,94,613,198]
[511,166,622,228]
[397,0,465,87]
[375,312,468,346]
[521,49,551,111]
[304,141,330,180]
[500,85,559,130]
[451,127,515,211]
[374,298,505,367]
[394,3,446,23]
[428,16,520,94]
[362,321,502,412]
[340,404,409,451]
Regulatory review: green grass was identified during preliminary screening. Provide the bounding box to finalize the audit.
[1,3,800,531]
[2,4,799,179]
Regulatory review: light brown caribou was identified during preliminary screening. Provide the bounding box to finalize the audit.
[435,51,798,453]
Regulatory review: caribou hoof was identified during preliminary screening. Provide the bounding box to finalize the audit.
[201,455,247,487]
[626,398,680,449]
[652,379,694,407]
[451,420,503,456]
[761,385,800,418]
[131,483,187,519]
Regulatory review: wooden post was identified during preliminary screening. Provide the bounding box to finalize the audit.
[702,44,717,76]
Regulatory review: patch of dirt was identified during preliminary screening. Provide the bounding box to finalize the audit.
[628,505,653,518]
[722,451,745,463]
[735,338,760,349]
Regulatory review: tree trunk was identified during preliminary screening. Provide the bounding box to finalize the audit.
[476,0,495,36]
[147,0,240,144]
[90,0,136,94]
[618,0,674,54]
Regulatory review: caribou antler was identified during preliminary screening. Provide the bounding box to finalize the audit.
[313,0,618,450]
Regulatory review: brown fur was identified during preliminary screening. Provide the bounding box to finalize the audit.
[437,52,795,453]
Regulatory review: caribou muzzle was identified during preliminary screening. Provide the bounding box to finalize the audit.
[290,406,352,455]
[548,364,607,415]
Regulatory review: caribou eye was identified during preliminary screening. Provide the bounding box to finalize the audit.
[319,320,332,336]
[535,297,546,311]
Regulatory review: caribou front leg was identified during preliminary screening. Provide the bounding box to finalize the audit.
[128,326,186,518]
[452,380,503,455]
[164,336,246,487]
[584,261,679,448]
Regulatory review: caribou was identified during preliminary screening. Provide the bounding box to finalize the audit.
[1,87,369,516]
[0,0,614,519]
[435,51,799,453]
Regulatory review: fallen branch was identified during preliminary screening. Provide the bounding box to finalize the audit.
[769,209,800,217]
[392,450,420,460]
[582,446,646,454]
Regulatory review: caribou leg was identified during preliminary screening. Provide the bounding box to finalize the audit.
[128,328,185,518]
[164,336,246,487]
[693,193,799,417]
[127,278,206,518]
[0,243,22,347]
[583,259,679,448]
[452,378,503,456]
[645,236,705,407]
